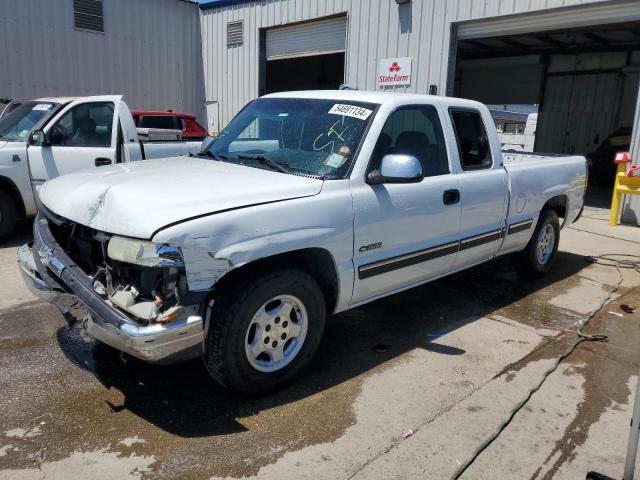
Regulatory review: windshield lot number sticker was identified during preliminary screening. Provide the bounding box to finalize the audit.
[32,104,52,111]
[328,104,372,120]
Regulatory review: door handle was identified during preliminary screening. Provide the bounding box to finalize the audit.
[443,189,460,205]
[95,157,112,167]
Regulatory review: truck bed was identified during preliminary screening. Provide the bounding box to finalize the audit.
[502,150,587,230]
[502,150,573,162]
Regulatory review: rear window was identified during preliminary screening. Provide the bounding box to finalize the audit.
[138,115,179,130]
[450,109,492,170]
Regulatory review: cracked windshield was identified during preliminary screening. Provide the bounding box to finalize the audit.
[206,98,376,178]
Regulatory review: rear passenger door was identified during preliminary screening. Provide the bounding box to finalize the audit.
[449,108,508,267]
[351,105,462,304]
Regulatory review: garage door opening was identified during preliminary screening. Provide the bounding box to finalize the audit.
[453,20,640,204]
[265,52,345,94]
[263,16,346,95]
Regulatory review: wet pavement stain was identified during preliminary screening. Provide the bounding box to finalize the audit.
[533,288,640,480]
[0,251,607,479]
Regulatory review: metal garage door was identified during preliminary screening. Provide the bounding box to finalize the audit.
[535,72,620,154]
[456,1,640,40]
[266,17,347,61]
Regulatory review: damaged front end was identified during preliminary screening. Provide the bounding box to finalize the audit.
[51,216,204,325]
[18,209,206,364]
[103,236,198,324]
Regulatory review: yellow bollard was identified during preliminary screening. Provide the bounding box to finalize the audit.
[609,152,640,225]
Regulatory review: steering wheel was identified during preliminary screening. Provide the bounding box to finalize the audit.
[51,123,71,144]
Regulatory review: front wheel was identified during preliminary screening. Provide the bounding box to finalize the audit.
[515,209,560,278]
[204,269,326,395]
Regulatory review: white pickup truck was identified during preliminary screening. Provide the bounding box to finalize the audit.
[18,91,586,394]
[0,96,203,239]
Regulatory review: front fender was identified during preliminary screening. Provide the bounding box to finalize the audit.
[169,227,342,292]
[153,182,355,309]
[214,227,338,265]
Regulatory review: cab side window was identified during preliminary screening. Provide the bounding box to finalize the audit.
[50,102,114,147]
[450,109,492,170]
[371,105,449,177]
[138,115,181,130]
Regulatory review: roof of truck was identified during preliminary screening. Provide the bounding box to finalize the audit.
[262,90,485,110]
[34,97,80,103]
[131,110,197,119]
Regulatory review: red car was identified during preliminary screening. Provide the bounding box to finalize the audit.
[132,110,209,139]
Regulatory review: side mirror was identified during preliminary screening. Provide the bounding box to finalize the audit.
[199,135,216,154]
[367,154,423,185]
[29,130,50,146]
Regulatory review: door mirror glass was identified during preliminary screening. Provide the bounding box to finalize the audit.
[367,154,423,185]
[29,130,49,146]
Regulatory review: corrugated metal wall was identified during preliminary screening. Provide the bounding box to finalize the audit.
[0,0,205,121]
[200,0,615,129]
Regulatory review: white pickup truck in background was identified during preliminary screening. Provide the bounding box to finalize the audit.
[19,90,586,395]
[0,95,205,239]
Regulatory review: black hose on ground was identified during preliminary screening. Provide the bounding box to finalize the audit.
[451,254,640,479]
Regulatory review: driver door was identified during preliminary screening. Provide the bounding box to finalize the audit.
[27,96,121,198]
[351,105,462,304]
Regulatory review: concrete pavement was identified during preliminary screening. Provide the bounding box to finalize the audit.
[0,222,37,311]
[0,205,639,480]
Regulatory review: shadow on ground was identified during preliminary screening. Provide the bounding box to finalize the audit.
[584,184,613,209]
[55,250,590,438]
[3,220,33,248]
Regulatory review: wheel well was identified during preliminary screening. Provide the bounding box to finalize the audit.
[543,195,567,224]
[213,248,340,314]
[0,176,26,218]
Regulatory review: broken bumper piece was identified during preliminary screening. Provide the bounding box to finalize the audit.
[17,213,204,364]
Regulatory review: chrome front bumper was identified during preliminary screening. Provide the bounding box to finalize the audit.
[17,213,204,364]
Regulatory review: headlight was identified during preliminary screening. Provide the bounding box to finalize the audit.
[107,236,184,268]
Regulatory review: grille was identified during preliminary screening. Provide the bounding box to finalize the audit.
[45,213,110,274]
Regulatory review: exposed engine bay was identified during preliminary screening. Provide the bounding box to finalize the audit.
[93,262,190,323]
[45,210,200,324]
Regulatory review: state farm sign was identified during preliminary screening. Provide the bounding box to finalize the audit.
[378,57,412,87]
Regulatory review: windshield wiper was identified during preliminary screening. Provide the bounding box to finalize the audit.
[197,150,228,161]
[235,154,291,174]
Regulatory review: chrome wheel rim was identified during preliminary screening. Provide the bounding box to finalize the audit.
[536,224,555,265]
[244,294,308,373]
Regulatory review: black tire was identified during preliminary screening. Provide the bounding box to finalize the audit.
[204,268,326,395]
[515,209,560,279]
[0,189,18,242]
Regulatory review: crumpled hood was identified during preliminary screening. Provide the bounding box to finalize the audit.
[39,157,323,239]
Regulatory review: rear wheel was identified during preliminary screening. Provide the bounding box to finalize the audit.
[0,189,17,241]
[515,209,560,278]
[204,268,326,395]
